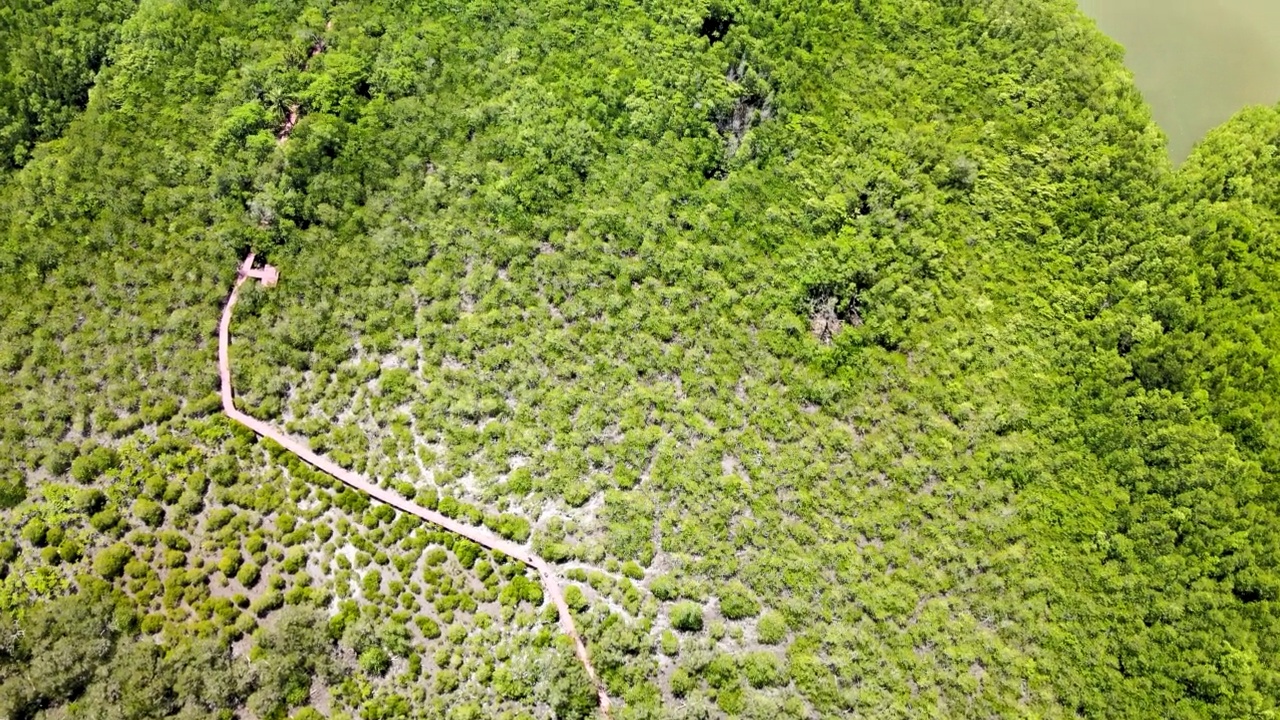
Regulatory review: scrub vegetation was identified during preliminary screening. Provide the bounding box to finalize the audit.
[1,0,1279,718]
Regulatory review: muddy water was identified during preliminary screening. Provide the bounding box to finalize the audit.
[1077,0,1280,161]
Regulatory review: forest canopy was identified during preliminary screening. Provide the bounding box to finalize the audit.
[1,0,1279,718]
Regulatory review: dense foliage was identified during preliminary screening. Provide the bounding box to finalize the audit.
[0,0,137,171]
[2,0,1280,718]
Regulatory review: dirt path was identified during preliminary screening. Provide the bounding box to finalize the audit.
[219,256,612,717]
[277,21,331,144]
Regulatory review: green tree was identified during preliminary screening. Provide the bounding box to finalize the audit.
[742,651,786,688]
[718,582,760,620]
[236,562,261,589]
[0,475,25,509]
[671,602,703,633]
[247,607,336,719]
[94,543,131,579]
[358,646,391,677]
[0,586,124,715]
[133,498,164,528]
[21,518,48,546]
[756,610,787,645]
[541,644,596,720]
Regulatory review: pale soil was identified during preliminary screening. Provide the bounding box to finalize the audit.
[221,255,612,717]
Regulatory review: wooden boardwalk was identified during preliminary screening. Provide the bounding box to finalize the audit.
[220,256,611,716]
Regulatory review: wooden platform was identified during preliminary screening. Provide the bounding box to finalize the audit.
[237,252,279,287]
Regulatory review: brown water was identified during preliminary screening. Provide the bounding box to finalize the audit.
[1077,0,1280,161]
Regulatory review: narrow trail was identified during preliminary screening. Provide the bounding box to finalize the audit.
[278,20,331,144]
[219,255,612,717]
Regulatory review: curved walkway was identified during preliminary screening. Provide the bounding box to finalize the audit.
[219,255,611,717]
